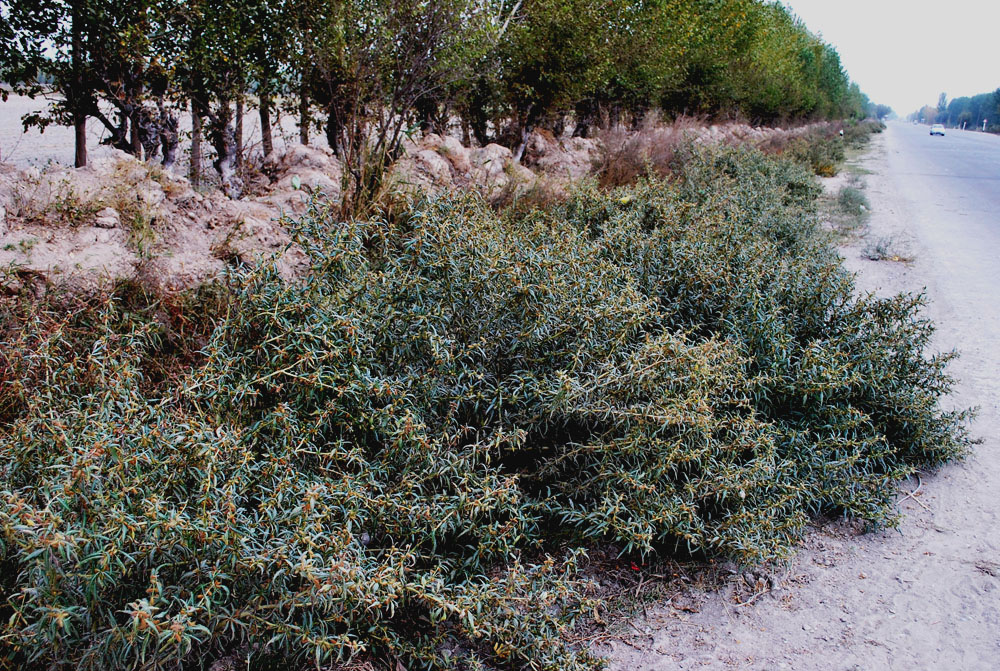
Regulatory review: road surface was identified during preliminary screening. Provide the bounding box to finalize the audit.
[607,122,1000,670]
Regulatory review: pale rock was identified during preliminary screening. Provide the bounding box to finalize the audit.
[136,182,166,208]
[274,169,340,197]
[532,133,600,181]
[420,133,445,149]
[94,207,121,229]
[278,144,341,173]
[438,135,472,175]
[524,129,561,163]
[470,144,514,181]
[266,145,343,204]
[413,149,453,186]
[94,227,116,244]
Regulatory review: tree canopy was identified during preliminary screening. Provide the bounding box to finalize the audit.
[1,0,874,181]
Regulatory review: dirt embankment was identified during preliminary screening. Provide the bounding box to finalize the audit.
[0,118,831,296]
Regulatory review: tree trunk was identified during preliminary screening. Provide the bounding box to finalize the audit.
[573,100,596,137]
[512,105,537,164]
[433,103,450,136]
[461,116,472,146]
[74,113,88,168]
[512,124,532,164]
[325,108,342,158]
[299,82,309,145]
[190,99,203,188]
[470,105,490,147]
[552,115,566,139]
[139,106,160,160]
[235,96,244,170]
[159,99,178,169]
[415,95,436,133]
[209,100,244,199]
[130,96,143,158]
[71,1,87,168]
[260,92,274,157]
[609,103,622,130]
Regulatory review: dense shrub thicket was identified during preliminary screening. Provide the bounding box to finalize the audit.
[759,119,884,178]
[0,144,968,670]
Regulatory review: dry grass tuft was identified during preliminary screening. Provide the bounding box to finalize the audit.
[593,114,706,188]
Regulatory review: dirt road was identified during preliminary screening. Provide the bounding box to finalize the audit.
[605,124,1000,670]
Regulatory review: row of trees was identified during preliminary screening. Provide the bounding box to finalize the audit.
[911,90,1000,131]
[1,0,872,199]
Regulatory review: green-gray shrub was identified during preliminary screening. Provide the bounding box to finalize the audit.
[838,186,870,216]
[843,119,886,148]
[0,144,969,671]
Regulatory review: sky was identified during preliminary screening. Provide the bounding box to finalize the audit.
[780,0,1000,117]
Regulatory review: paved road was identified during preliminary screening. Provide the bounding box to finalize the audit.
[883,122,1000,408]
[890,121,1000,219]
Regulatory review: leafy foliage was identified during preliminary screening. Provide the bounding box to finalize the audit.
[0,145,969,670]
[914,90,1000,132]
[2,0,883,180]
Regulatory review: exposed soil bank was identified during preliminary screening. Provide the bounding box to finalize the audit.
[0,101,837,295]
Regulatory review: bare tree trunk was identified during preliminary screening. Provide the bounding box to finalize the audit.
[461,116,471,146]
[325,108,342,158]
[130,111,142,158]
[609,103,622,130]
[299,82,309,145]
[74,114,88,168]
[209,99,244,199]
[159,99,178,169]
[512,124,532,164]
[259,92,273,157]
[573,99,595,138]
[235,96,244,170]
[73,112,87,168]
[71,1,87,168]
[433,103,450,136]
[139,106,160,160]
[512,105,537,164]
[190,99,203,188]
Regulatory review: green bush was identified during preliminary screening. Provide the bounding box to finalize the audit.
[838,186,870,217]
[0,145,969,670]
[843,119,886,148]
[784,132,845,176]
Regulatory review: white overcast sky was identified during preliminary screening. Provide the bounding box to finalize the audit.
[780,0,1000,116]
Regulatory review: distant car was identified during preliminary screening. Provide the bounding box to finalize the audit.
[930,124,945,136]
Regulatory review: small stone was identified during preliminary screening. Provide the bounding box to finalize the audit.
[94,207,120,229]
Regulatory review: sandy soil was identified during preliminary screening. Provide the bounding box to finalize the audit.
[601,130,1000,670]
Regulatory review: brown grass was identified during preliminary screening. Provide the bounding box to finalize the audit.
[593,114,707,188]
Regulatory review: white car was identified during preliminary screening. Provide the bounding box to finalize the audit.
[930,124,945,136]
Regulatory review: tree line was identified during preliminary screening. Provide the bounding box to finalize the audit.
[910,90,1000,131]
[1,0,873,199]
